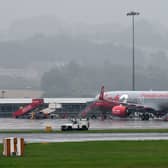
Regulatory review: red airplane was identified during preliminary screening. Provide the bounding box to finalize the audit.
[81,86,168,120]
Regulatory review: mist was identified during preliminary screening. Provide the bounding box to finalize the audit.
[0,0,168,97]
[0,0,168,28]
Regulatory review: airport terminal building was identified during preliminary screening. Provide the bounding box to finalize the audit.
[0,98,93,118]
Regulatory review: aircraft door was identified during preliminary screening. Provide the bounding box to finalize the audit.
[138,95,144,104]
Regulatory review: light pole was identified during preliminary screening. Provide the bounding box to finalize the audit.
[126,11,140,91]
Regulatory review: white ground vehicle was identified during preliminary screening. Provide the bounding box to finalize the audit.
[61,118,90,131]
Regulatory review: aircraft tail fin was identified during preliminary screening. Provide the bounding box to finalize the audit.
[99,86,104,100]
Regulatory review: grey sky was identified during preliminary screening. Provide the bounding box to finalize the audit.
[0,0,167,29]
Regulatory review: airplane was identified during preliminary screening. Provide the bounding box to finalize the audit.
[81,86,168,120]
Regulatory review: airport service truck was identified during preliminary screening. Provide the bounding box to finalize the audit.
[61,118,90,131]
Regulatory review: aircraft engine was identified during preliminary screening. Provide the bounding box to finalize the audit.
[112,105,127,117]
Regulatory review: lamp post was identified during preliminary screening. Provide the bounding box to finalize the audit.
[126,11,140,91]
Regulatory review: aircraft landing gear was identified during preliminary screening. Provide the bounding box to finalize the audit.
[141,113,150,121]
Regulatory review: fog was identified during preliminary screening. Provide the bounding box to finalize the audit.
[0,0,167,97]
[0,0,167,29]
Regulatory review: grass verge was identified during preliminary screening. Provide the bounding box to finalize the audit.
[0,141,168,168]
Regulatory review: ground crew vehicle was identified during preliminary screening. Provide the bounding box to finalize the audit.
[61,118,89,131]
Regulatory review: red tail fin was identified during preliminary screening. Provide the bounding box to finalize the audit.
[99,86,104,100]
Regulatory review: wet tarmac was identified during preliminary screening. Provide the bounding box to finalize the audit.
[0,118,168,130]
[1,133,168,143]
[1,119,168,143]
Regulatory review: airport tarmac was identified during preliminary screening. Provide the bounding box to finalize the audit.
[0,118,168,130]
[1,133,168,143]
[1,119,168,143]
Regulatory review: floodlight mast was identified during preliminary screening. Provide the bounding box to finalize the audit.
[126,11,140,91]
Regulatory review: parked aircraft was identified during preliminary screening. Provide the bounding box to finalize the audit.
[81,86,168,120]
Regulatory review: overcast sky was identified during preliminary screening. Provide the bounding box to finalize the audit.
[0,0,167,29]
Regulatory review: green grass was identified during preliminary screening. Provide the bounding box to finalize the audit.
[1,128,168,133]
[1,141,168,168]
